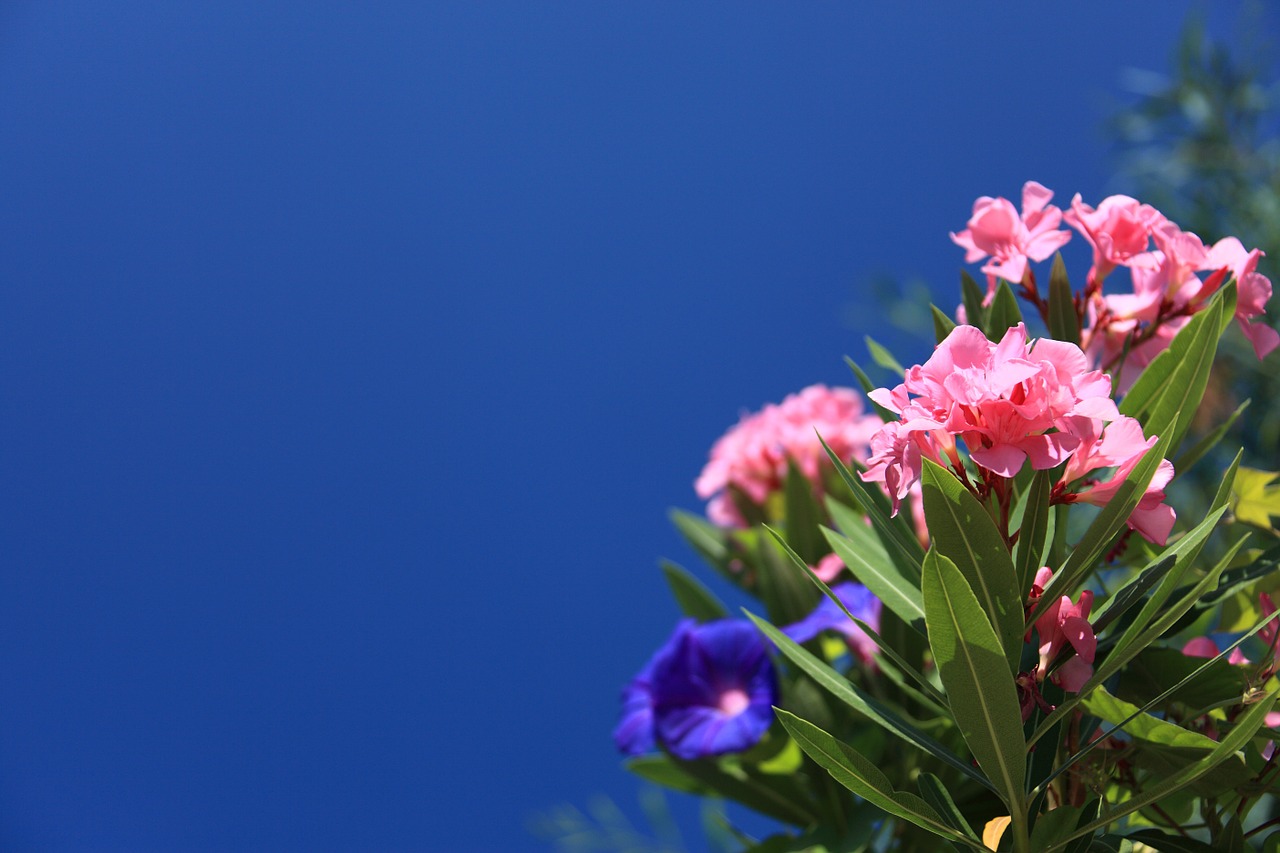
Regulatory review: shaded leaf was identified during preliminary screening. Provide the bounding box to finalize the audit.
[922,550,1027,811]
[1014,469,1054,599]
[921,460,1023,670]
[984,280,1023,341]
[660,560,729,622]
[1047,253,1079,345]
[865,335,905,377]
[1081,686,1218,751]
[775,710,984,850]
[746,610,991,790]
[932,304,958,343]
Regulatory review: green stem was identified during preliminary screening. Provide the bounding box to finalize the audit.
[1011,807,1032,853]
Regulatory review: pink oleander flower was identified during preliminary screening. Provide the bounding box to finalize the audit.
[1031,567,1096,693]
[812,552,845,584]
[1183,596,1278,675]
[1204,237,1280,359]
[950,181,1072,298]
[1064,194,1163,285]
[695,385,882,527]
[861,324,1117,509]
[1058,415,1176,546]
[1182,636,1249,666]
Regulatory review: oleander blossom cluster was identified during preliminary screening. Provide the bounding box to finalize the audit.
[862,323,1176,545]
[695,384,881,527]
[952,182,1278,391]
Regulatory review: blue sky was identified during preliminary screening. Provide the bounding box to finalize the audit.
[0,2,1256,850]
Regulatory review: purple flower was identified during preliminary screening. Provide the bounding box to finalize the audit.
[782,582,881,664]
[614,619,778,760]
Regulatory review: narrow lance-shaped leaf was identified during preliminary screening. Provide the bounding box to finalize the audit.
[844,356,898,424]
[1116,280,1233,425]
[670,509,738,581]
[782,459,824,564]
[824,525,926,630]
[917,773,980,842]
[767,525,944,706]
[822,523,925,632]
[961,270,988,331]
[1035,429,1173,621]
[1030,532,1253,749]
[922,550,1027,811]
[921,460,1023,671]
[1173,399,1248,475]
[747,610,993,791]
[932,305,958,343]
[1106,455,1237,648]
[865,335,905,376]
[985,280,1023,341]
[1047,253,1079,345]
[1014,469,1054,599]
[659,560,729,622]
[1136,293,1227,454]
[775,710,987,851]
[820,434,925,569]
[1046,690,1279,852]
[754,532,819,626]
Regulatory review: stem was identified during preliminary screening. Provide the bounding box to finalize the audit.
[1011,808,1032,853]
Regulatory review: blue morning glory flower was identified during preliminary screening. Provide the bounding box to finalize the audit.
[614,619,778,760]
[782,581,881,663]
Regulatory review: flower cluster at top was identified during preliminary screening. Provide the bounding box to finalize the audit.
[862,323,1176,545]
[695,385,881,528]
[952,182,1278,388]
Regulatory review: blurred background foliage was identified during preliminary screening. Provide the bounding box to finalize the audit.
[1108,8,1280,469]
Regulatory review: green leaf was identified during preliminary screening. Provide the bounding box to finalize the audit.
[667,752,819,828]
[1102,456,1238,641]
[821,521,925,631]
[1030,533,1253,751]
[1172,399,1248,475]
[984,279,1023,341]
[865,335,905,377]
[921,459,1023,670]
[1014,470,1054,599]
[670,509,737,580]
[783,460,825,564]
[755,532,820,626]
[1197,542,1280,608]
[1119,283,1234,454]
[1115,647,1248,709]
[922,550,1027,811]
[660,560,729,622]
[1081,686,1219,751]
[774,710,985,850]
[1231,466,1280,535]
[917,772,979,842]
[1123,830,1222,853]
[747,611,992,791]
[1047,690,1278,851]
[1037,430,1173,617]
[1028,805,1083,851]
[1088,554,1177,636]
[932,305,958,343]
[764,527,944,707]
[843,356,897,424]
[820,436,925,570]
[1047,253,1079,345]
[624,754,707,794]
[960,270,988,330]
